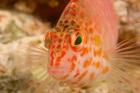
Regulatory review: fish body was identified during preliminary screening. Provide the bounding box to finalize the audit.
[45,0,117,86]
[43,0,140,92]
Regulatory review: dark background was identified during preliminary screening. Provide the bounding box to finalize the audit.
[0,0,69,25]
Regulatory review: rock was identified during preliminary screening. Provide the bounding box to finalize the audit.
[114,0,128,23]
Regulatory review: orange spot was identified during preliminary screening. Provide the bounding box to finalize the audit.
[94,48,102,57]
[95,62,100,68]
[93,35,101,46]
[81,48,89,56]
[83,58,92,68]
[102,67,110,74]
[88,27,93,32]
[83,35,88,44]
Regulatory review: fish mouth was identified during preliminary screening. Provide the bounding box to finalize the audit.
[47,63,71,79]
[48,66,61,78]
[48,66,65,75]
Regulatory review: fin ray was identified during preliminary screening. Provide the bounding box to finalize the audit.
[108,39,140,93]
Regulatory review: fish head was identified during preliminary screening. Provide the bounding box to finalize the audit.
[44,24,92,81]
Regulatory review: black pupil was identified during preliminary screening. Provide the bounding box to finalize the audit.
[74,36,82,45]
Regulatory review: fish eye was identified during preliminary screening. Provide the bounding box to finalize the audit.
[74,35,82,45]
[70,32,85,48]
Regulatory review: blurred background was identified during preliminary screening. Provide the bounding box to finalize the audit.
[0,0,69,25]
[0,0,139,93]
[0,0,139,39]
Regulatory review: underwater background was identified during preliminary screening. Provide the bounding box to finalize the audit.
[0,0,139,93]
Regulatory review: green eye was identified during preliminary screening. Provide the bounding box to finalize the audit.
[74,36,82,45]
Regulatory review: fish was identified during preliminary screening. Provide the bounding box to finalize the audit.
[32,0,140,93]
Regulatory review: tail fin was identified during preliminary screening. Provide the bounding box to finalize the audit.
[107,39,140,93]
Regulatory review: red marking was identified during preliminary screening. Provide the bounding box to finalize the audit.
[74,69,80,78]
[64,20,68,24]
[44,32,49,41]
[50,51,54,66]
[61,51,66,57]
[51,44,55,49]
[64,10,69,15]
[76,71,88,82]
[64,3,77,16]
[58,39,62,43]
[70,11,76,16]
[74,28,80,32]
[68,55,77,62]
[54,51,66,66]
[81,48,89,56]
[70,2,77,9]
[71,55,77,62]
[56,45,61,49]
[63,44,68,50]
[55,58,61,66]
[71,46,81,52]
